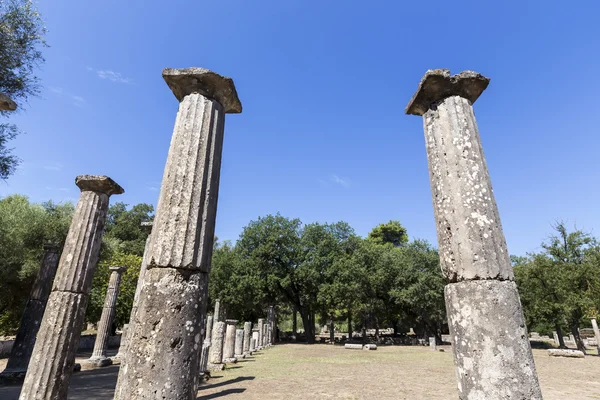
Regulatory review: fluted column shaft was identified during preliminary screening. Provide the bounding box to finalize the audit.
[89,266,125,366]
[1,245,60,378]
[242,322,252,353]
[223,320,237,360]
[115,67,241,400]
[20,176,123,400]
[406,70,541,400]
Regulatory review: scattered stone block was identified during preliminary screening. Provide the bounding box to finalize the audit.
[548,349,585,358]
[344,344,363,350]
[363,344,377,350]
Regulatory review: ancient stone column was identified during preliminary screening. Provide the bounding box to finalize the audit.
[114,324,129,360]
[87,266,126,367]
[0,244,60,382]
[405,69,542,399]
[243,322,252,354]
[263,324,268,347]
[20,175,123,400]
[199,315,213,376]
[429,337,437,351]
[257,318,265,349]
[214,299,222,322]
[234,329,244,357]
[223,319,238,361]
[250,330,259,352]
[591,319,600,354]
[209,321,225,366]
[114,68,241,400]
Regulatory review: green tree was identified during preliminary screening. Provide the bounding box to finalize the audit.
[0,0,47,179]
[0,195,73,333]
[367,220,408,247]
[104,202,154,256]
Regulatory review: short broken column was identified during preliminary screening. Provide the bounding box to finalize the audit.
[208,321,226,368]
[114,68,241,400]
[591,319,600,354]
[257,318,265,349]
[405,69,542,399]
[114,324,129,360]
[243,322,252,355]
[199,315,213,377]
[234,329,244,357]
[20,175,123,400]
[88,266,126,367]
[250,330,259,352]
[214,299,222,322]
[0,244,60,382]
[429,337,437,351]
[223,319,238,362]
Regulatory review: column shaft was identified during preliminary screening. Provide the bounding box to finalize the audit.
[257,318,265,349]
[209,321,225,364]
[591,319,600,354]
[223,320,237,360]
[242,322,252,353]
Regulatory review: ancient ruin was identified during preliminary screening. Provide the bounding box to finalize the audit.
[19,175,124,399]
[406,69,543,399]
[113,68,241,399]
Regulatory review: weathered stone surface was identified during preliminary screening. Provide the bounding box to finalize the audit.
[429,337,437,351]
[214,299,222,322]
[445,280,542,399]
[113,324,129,360]
[223,320,238,359]
[243,322,252,353]
[234,328,244,356]
[162,68,242,113]
[128,224,152,327]
[421,94,512,282]
[363,344,377,350]
[591,319,600,354]
[207,363,224,371]
[548,349,585,358]
[209,321,226,364]
[405,69,490,116]
[0,92,17,111]
[257,318,265,348]
[344,344,363,350]
[20,178,120,400]
[1,245,59,379]
[250,330,259,352]
[88,266,125,367]
[114,268,206,399]
[198,315,213,375]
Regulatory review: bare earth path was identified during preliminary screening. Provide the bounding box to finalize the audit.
[0,344,599,399]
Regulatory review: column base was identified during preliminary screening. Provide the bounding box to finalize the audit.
[223,357,237,364]
[86,357,113,368]
[445,280,542,400]
[233,353,246,359]
[207,363,224,371]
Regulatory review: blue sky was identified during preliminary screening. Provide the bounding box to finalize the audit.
[2,0,599,256]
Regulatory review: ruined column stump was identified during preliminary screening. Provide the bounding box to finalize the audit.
[257,319,265,350]
[0,244,60,383]
[223,320,238,363]
[87,266,125,367]
[114,68,241,399]
[406,69,542,400]
[199,315,213,379]
[114,324,129,361]
[208,321,226,370]
[20,176,123,400]
[234,328,245,358]
[243,322,252,355]
[250,330,259,352]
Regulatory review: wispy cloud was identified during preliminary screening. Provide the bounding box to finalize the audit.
[43,162,63,171]
[330,174,351,188]
[48,86,86,107]
[88,66,133,84]
[45,186,70,192]
[147,186,159,192]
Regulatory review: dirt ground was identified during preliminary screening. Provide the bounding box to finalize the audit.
[0,344,599,399]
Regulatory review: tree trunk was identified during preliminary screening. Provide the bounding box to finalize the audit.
[299,309,315,344]
[292,308,297,338]
[392,319,399,336]
[375,317,380,343]
[347,309,352,340]
[571,323,587,354]
[329,317,335,344]
[555,324,566,349]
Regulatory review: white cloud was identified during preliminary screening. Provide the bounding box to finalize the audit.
[95,69,133,84]
[48,86,85,107]
[330,174,351,188]
[43,162,63,171]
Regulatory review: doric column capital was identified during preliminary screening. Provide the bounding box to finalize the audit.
[75,175,124,196]
[405,69,490,116]
[162,67,242,113]
[109,266,127,275]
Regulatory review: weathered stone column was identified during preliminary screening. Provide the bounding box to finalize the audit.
[0,244,60,382]
[257,318,265,349]
[234,329,244,357]
[591,319,600,354]
[20,175,123,400]
[208,321,226,367]
[250,330,259,352]
[223,319,238,362]
[114,68,241,400]
[243,322,252,354]
[263,324,268,347]
[199,314,213,376]
[115,324,129,360]
[405,69,542,399]
[429,337,437,351]
[87,266,126,367]
[214,299,222,322]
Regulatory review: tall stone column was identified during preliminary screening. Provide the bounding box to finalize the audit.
[114,68,241,399]
[214,299,222,322]
[591,319,600,354]
[209,321,226,366]
[223,319,238,362]
[234,329,244,357]
[198,314,213,376]
[243,322,252,354]
[87,266,126,367]
[405,69,542,399]
[250,330,259,352]
[257,318,265,349]
[20,175,123,400]
[0,244,60,382]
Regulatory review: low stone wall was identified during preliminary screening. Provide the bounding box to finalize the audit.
[0,334,121,358]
